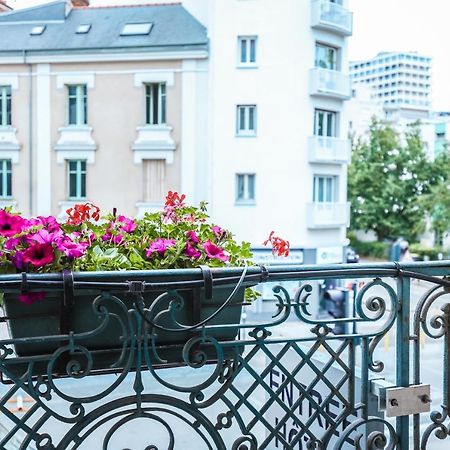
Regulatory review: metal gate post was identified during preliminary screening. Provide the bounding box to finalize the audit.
[396,276,411,448]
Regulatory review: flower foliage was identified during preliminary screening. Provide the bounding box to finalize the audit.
[0,192,254,275]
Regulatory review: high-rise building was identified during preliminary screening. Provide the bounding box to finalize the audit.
[0,0,353,265]
[349,52,432,121]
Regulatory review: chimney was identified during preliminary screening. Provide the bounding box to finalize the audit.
[71,0,90,7]
[0,1,12,13]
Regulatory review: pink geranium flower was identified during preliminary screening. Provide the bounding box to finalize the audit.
[185,241,201,259]
[146,238,176,257]
[203,240,229,262]
[0,210,27,237]
[22,243,55,267]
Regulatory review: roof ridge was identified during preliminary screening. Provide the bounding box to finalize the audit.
[75,2,182,9]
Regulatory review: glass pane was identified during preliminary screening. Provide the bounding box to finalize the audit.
[250,39,256,63]
[248,175,255,199]
[239,107,246,130]
[69,172,77,198]
[69,161,76,172]
[237,175,244,199]
[0,168,3,197]
[325,177,333,202]
[80,173,86,198]
[318,178,324,202]
[326,113,334,136]
[6,94,11,125]
[315,45,326,68]
[82,85,87,125]
[6,171,11,197]
[240,39,247,63]
[248,107,255,130]
[327,48,336,70]
[161,84,166,124]
[316,111,324,136]
[68,86,77,96]
[152,84,159,125]
[69,96,77,125]
[146,85,151,124]
[80,161,86,172]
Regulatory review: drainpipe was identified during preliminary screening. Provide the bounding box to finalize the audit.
[24,50,33,215]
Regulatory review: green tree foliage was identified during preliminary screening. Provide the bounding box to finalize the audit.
[348,119,442,242]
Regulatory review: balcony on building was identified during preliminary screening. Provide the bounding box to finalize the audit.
[311,0,353,36]
[307,202,350,229]
[309,68,352,99]
[308,136,351,164]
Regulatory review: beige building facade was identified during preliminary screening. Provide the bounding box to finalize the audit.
[0,1,208,217]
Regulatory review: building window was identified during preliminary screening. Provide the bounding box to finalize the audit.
[68,85,87,126]
[143,160,165,202]
[236,105,257,136]
[68,160,86,199]
[236,174,255,203]
[315,43,338,70]
[238,36,257,66]
[0,160,12,198]
[146,83,166,125]
[314,109,337,137]
[0,86,11,127]
[313,175,337,203]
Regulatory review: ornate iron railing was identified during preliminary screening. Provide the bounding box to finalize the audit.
[0,261,450,449]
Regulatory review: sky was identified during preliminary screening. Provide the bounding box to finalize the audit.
[6,0,450,110]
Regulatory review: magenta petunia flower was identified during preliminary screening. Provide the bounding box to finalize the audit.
[0,210,27,237]
[203,240,229,262]
[185,241,201,259]
[12,251,24,270]
[58,239,89,259]
[117,215,137,233]
[186,230,199,243]
[22,243,55,267]
[19,292,46,305]
[146,238,176,257]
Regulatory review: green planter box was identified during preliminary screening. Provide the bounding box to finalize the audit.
[2,269,247,366]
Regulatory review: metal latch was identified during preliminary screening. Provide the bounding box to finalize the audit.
[371,380,431,417]
[378,384,431,417]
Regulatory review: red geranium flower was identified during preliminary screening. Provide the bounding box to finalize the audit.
[66,203,100,225]
[164,191,186,209]
[263,231,290,257]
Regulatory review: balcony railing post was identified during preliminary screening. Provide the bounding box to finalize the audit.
[396,276,411,448]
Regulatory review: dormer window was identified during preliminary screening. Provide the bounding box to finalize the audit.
[30,26,46,36]
[121,23,152,36]
[76,24,91,34]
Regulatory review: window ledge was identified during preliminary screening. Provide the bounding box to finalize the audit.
[55,126,97,164]
[0,199,17,210]
[135,202,164,217]
[133,125,176,164]
[236,64,259,70]
[235,133,257,138]
[235,200,256,206]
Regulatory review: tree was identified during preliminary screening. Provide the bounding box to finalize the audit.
[348,119,434,242]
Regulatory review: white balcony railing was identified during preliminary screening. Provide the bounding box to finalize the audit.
[307,202,350,229]
[308,136,351,164]
[309,68,352,100]
[311,0,353,36]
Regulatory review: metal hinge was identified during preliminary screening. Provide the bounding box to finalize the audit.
[371,380,431,417]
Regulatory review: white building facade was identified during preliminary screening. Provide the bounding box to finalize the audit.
[184,0,354,264]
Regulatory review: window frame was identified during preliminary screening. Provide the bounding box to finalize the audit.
[313,175,338,203]
[67,160,87,200]
[236,105,257,136]
[0,159,12,198]
[0,86,12,127]
[237,36,258,67]
[314,109,337,137]
[236,173,256,204]
[67,84,87,126]
[145,83,167,126]
[315,42,339,71]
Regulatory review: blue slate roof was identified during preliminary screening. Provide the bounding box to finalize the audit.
[0,1,208,55]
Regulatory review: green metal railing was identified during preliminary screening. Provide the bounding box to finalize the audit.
[0,261,449,449]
